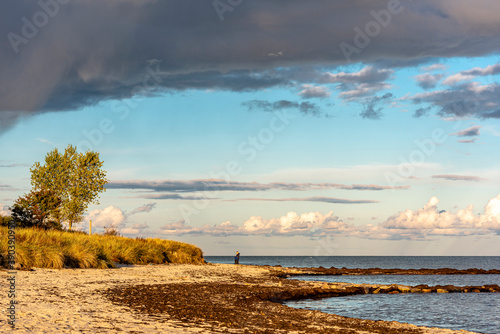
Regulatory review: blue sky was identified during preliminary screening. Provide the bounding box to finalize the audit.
[1,0,500,255]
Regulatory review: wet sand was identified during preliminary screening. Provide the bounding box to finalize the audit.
[0,264,485,333]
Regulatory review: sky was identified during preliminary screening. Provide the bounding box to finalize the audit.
[1,0,500,256]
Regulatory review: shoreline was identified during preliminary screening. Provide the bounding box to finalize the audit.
[1,264,494,333]
[269,265,500,276]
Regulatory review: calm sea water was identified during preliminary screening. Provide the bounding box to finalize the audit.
[206,256,500,333]
[205,255,500,270]
[286,293,499,334]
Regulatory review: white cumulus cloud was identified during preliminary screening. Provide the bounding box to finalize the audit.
[383,197,476,230]
[477,195,500,230]
[87,202,158,234]
[241,211,348,235]
[121,222,150,235]
[160,211,350,236]
[157,194,500,240]
[87,206,126,228]
[383,195,500,233]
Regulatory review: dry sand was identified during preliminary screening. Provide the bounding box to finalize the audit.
[0,264,479,333]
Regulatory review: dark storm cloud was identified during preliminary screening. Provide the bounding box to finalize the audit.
[241,100,322,116]
[2,0,500,130]
[108,179,409,193]
[224,197,379,204]
[137,193,210,201]
[413,106,433,118]
[127,202,156,216]
[360,93,393,119]
[409,83,500,119]
[414,73,444,89]
[109,180,272,193]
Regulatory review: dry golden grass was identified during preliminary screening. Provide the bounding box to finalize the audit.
[0,226,204,269]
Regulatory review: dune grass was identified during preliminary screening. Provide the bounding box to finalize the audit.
[0,226,204,269]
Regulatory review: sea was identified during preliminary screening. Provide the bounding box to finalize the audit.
[205,256,500,334]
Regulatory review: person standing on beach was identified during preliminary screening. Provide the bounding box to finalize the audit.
[234,251,240,264]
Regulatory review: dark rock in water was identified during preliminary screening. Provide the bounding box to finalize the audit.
[485,284,500,292]
[275,266,500,276]
[442,285,461,293]
[414,284,430,289]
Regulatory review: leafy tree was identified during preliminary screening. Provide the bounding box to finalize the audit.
[10,188,62,229]
[0,215,12,227]
[10,204,35,228]
[30,145,108,230]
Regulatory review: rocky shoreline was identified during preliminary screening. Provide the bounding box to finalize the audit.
[2,263,495,333]
[101,264,497,333]
[269,266,500,276]
[103,279,498,333]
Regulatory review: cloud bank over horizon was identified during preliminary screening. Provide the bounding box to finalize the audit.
[152,194,500,240]
[107,179,410,193]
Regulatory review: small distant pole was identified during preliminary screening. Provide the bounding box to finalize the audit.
[89,220,92,235]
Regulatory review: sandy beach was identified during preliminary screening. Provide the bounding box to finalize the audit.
[0,264,482,333]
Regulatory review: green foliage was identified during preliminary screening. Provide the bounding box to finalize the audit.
[30,145,108,230]
[0,227,205,269]
[0,215,11,227]
[10,188,62,229]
